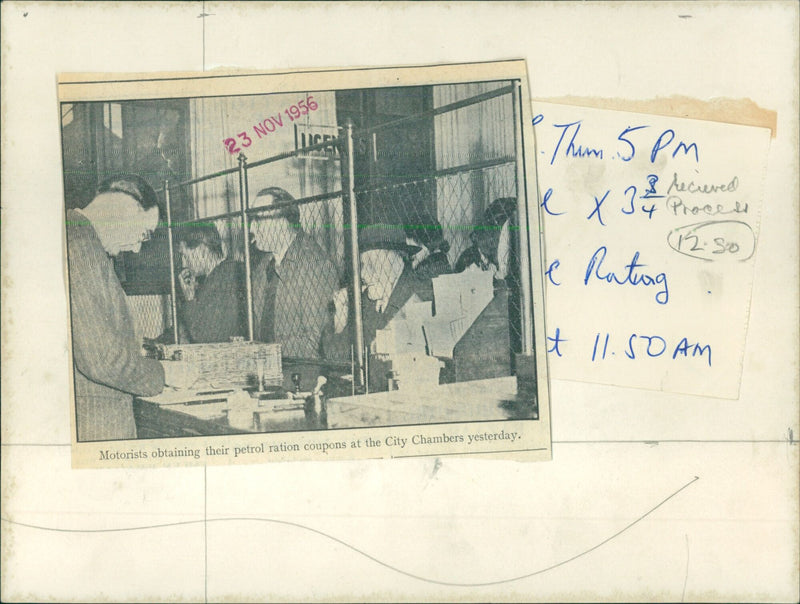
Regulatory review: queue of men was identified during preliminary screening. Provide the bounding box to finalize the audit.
[171,191,518,367]
[67,173,517,441]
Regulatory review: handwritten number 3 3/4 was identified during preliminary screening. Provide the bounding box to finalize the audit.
[223,96,319,155]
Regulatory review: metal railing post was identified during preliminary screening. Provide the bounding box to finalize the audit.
[164,180,180,344]
[345,120,365,389]
[512,80,534,354]
[237,152,255,341]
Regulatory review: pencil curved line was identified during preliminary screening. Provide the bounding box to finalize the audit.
[1,475,699,587]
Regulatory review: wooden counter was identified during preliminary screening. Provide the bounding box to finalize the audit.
[134,359,346,439]
[326,376,537,429]
[134,362,537,438]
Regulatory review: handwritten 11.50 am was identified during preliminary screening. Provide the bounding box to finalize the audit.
[546,328,712,367]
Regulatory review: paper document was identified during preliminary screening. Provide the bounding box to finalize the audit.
[534,102,771,398]
[379,296,431,355]
[425,267,495,358]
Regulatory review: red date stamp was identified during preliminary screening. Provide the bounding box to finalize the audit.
[223,95,319,155]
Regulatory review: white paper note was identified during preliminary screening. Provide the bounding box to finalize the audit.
[382,297,431,355]
[425,267,495,358]
[534,102,771,398]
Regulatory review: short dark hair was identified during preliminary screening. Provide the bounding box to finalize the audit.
[176,223,224,259]
[96,174,162,218]
[253,186,301,228]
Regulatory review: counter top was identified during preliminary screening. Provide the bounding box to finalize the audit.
[134,362,536,438]
[326,375,537,429]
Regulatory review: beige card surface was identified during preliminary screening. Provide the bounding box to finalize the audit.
[2,2,798,603]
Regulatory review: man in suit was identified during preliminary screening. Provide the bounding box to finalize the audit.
[176,223,246,343]
[249,187,338,359]
[66,174,178,441]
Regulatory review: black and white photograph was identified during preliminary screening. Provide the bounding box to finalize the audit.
[60,62,551,466]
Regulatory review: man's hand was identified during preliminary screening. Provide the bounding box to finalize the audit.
[178,268,197,301]
[333,287,349,334]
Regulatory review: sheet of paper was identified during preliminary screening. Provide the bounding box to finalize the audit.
[425,267,494,357]
[381,297,431,355]
[533,102,771,398]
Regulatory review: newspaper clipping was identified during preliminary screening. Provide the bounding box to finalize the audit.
[59,61,551,468]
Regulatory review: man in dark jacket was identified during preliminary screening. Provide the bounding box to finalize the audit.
[454,196,522,361]
[250,187,339,359]
[176,223,246,343]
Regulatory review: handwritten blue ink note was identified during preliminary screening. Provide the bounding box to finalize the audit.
[533,102,771,398]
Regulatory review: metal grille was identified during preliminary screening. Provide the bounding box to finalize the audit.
[435,162,517,266]
[354,160,521,359]
[248,196,345,359]
[125,83,528,374]
[354,163,517,280]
